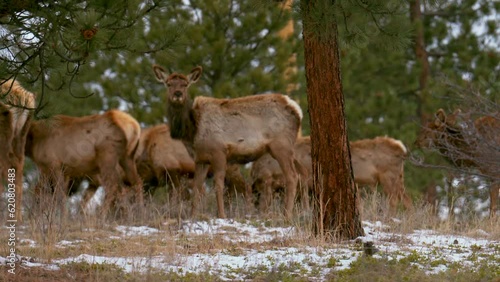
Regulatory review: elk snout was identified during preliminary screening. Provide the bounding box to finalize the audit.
[173,91,183,98]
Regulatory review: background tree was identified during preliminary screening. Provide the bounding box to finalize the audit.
[292,0,498,217]
[299,0,361,239]
[298,0,414,239]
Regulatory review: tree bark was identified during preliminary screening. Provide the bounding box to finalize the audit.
[301,0,364,240]
[410,0,431,125]
[277,0,298,94]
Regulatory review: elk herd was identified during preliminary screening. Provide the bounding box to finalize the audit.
[0,67,498,222]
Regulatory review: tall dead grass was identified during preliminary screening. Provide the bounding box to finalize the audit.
[1,177,497,270]
[359,188,499,239]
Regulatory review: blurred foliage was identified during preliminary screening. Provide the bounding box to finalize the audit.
[0,0,180,117]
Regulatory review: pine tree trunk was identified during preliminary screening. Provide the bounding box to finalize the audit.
[301,0,364,240]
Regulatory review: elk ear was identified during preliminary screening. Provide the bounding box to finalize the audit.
[187,66,203,84]
[434,108,446,126]
[448,108,461,125]
[152,64,167,82]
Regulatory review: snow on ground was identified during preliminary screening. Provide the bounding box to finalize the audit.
[180,218,295,243]
[115,225,160,236]
[1,219,498,280]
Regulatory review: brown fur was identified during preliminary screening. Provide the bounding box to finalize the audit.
[1,79,35,136]
[136,124,195,198]
[25,110,143,213]
[136,123,253,209]
[351,136,413,211]
[252,136,413,212]
[416,108,499,217]
[0,103,13,187]
[251,136,312,211]
[153,64,302,218]
[0,79,36,222]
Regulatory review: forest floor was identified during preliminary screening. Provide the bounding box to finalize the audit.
[0,190,498,281]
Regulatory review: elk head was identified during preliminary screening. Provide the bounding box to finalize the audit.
[152,65,203,106]
[416,108,461,149]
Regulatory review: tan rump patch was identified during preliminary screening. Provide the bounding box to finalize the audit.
[378,136,407,154]
[283,95,303,120]
[108,110,141,156]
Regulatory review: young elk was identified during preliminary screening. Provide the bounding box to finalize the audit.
[136,124,195,199]
[416,108,499,217]
[251,136,413,213]
[350,136,413,211]
[251,136,312,212]
[25,110,143,214]
[0,79,36,222]
[153,64,302,219]
[136,124,252,211]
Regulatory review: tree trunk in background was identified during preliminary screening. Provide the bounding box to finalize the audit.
[278,0,298,95]
[301,0,363,240]
[410,0,431,125]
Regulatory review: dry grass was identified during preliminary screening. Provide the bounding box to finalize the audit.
[0,183,498,281]
[359,188,499,239]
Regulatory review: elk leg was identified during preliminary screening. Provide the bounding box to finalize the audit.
[12,114,31,222]
[400,190,413,211]
[298,179,311,211]
[52,169,69,218]
[97,151,121,215]
[260,178,273,214]
[393,169,413,210]
[244,180,253,214]
[191,163,209,218]
[269,144,298,219]
[211,153,227,218]
[100,176,119,216]
[120,156,143,207]
[379,173,411,212]
[167,170,181,202]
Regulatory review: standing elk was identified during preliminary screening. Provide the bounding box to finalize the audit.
[25,110,143,214]
[251,136,413,212]
[416,108,499,217]
[351,136,412,211]
[251,136,311,212]
[136,124,250,203]
[0,79,36,222]
[153,64,302,219]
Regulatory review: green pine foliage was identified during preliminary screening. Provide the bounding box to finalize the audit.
[0,0,179,117]
[294,0,499,203]
[75,0,296,126]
